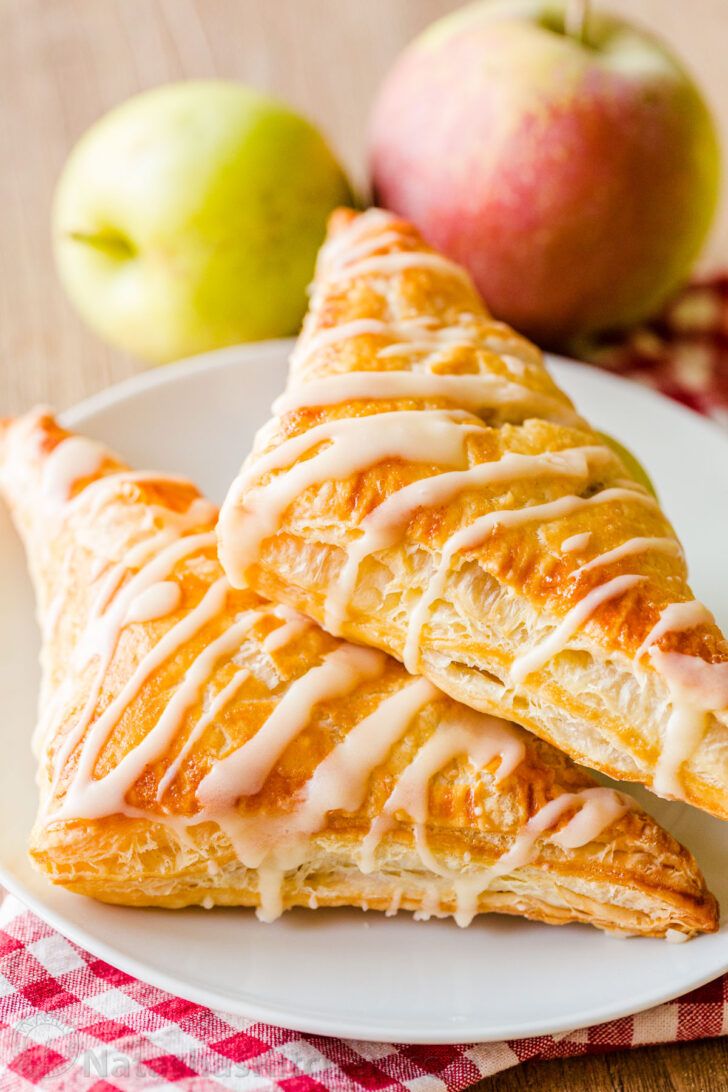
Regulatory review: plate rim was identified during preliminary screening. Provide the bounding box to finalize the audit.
[60,339,297,428]
[4,864,727,1045]
[60,340,728,450]
[3,341,728,1043]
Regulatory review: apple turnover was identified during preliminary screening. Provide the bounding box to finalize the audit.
[219,207,728,819]
[0,409,717,937]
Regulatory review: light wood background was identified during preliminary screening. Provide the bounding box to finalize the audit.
[2,2,728,1089]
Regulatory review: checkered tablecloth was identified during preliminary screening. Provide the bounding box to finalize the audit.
[588,274,728,427]
[3,277,728,1090]
[1,896,726,1091]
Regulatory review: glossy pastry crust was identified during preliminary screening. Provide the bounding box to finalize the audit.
[218,208,728,820]
[0,410,717,937]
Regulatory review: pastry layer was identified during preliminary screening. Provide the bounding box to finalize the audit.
[218,207,728,819]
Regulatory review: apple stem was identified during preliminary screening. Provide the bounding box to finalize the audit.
[68,229,136,260]
[565,0,590,42]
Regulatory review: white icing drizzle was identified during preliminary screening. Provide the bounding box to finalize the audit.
[378,338,471,359]
[318,208,396,268]
[510,575,646,685]
[402,487,657,673]
[36,535,211,768]
[572,537,682,578]
[157,666,252,798]
[257,863,285,924]
[636,601,714,661]
[274,369,581,428]
[56,577,233,819]
[437,786,631,927]
[651,649,728,798]
[218,410,480,586]
[66,470,206,517]
[381,710,525,824]
[76,533,216,670]
[633,602,718,797]
[125,581,182,624]
[1,406,51,461]
[561,532,592,553]
[414,886,443,921]
[246,409,476,497]
[385,887,403,917]
[323,229,410,271]
[42,437,107,509]
[46,531,218,806]
[196,645,387,810]
[288,314,540,385]
[359,708,526,877]
[288,318,408,374]
[323,445,614,634]
[90,564,128,621]
[453,787,632,924]
[670,650,728,707]
[330,250,475,289]
[211,676,440,883]
[612,477,650,493]
[316,209,471,303]
[360,710,630,926]
[262,604,312,653]
[289,677,439,839]
[88,555,109,582]
[242,677,436,924]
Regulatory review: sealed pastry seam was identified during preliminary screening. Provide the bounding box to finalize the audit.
[0,409,717,938]
[217,206,728,820]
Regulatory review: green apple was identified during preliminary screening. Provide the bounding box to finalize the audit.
[597,431,656,496]
[53,81,353,363]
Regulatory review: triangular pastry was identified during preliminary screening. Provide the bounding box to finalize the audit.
[0,410,717,937]
[219,207,728,819]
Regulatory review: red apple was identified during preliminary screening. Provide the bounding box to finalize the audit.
[368,1,720,347]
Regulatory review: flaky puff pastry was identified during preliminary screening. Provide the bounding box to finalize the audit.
[0,410,717,937]
[219,208,728,819]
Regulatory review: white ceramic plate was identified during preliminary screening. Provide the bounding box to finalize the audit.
[1,341,728,1044]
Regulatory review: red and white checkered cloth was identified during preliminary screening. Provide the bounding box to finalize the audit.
[3,277,728,1091]
[1,896,726,1091]
[588,274,728,427]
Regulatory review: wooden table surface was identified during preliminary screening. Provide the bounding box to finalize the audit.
[2,2,727,1088]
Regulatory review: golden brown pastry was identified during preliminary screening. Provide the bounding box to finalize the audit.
[218,207,728,820]
[0,409,717,937]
